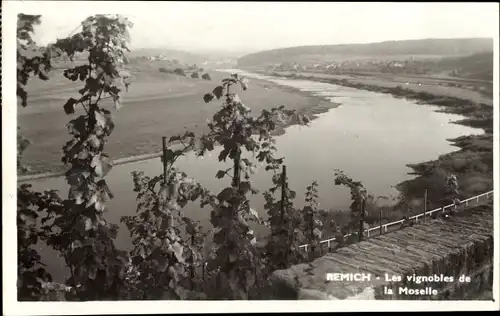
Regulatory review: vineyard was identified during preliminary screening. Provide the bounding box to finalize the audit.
[16,14,487,301]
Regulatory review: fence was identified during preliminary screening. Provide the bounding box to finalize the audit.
[299,190,494,252]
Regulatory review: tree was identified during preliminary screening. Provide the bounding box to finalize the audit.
[333,170,368,240]
[263,165,306,272]
[40,14,133,300]
[191,72,199,79]
[202,73,212,81]
[16,14,60,301]
[17,184,57,300]
[199,73,310,299]
[302,181,323,258]
[120,133,208,300]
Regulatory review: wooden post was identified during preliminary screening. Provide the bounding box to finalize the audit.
[190,234,195,290]
[280,165,288,264]
[202,262,206,283]
[423,189,428,224]
[310,208,315,256]
[280,166,287,224]
[232,155,241,188]
[162,136,168,185]
[359,199,366,242]
[379,209,383,236]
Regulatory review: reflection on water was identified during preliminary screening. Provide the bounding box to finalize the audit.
[28,69,482,281]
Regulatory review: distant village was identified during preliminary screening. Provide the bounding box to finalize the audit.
[134,54,237,67]
[264,57,437,75]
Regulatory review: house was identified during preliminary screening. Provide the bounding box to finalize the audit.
[388,60,404,68]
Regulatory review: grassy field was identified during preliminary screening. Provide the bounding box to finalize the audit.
[18,67,334,175]
[260,70,493,105]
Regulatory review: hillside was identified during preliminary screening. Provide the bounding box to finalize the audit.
[238,38,494,66]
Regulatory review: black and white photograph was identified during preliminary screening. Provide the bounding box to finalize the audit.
[2,1,499,314]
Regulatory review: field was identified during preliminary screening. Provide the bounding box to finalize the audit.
[18,66,334,175]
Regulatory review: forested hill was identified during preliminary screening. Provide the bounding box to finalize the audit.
[237,38,493,66]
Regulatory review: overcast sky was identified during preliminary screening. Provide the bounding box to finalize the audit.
[9,1,499,54]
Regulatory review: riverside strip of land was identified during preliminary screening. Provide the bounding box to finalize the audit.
[18,69,335,177]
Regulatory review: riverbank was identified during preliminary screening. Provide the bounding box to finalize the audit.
[254,70,493,208]
[18,70,337,179]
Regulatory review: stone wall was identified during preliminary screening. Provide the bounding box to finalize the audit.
[267,203,494,300]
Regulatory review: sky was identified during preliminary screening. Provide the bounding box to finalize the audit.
[7,1,500,55]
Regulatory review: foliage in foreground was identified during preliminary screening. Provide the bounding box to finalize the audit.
[263,166,306,272]
[17,184,56,300]
[120,135,208,300]
[16,14,58,300]
[17,13,134,301]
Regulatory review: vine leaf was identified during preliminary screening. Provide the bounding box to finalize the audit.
[203,93,214,103]
[91,154,113,178]
[212,86,224,99]
[94,111,107,128]
[67,116,86,136]
[217,187,234,203]
[171,242,184,263]
[112,94,123,110]
[239,78,249,91]
[88,134,101,149]
[63,98,78,115]
[216,170,226,179]
[240,181,252,195]
[249,208,259,219]
[86,193,98,208]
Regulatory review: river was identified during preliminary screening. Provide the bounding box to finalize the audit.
[27,69,483,282]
